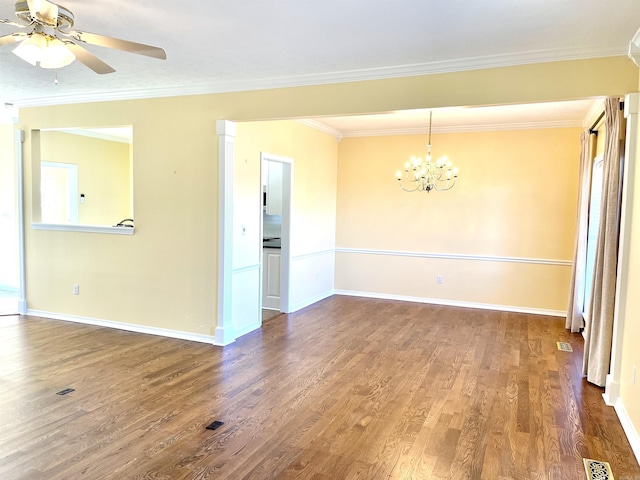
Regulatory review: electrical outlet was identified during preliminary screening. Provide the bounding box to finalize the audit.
[633,365,637,385]
[437,275,443,284]
[73,284,79,295]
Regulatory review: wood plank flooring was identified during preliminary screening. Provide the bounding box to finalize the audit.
[1,296,639,479]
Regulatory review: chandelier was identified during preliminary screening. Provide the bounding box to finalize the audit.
[396,111,459,193]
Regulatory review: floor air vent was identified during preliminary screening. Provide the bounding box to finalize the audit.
[56,388,75,396]
[557,341,573,352]
[583,458,614,480]
[206,420,224,430]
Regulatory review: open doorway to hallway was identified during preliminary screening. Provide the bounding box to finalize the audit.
[260,153,292,321]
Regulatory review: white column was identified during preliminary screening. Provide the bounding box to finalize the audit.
[15,129,27,314]
[215,120,236,346]
[604,92,639,405]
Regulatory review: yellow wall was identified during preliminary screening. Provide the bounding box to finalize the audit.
[335,128,580,311]
[234,120,338,270]
[40,131,131,225]
[17,56,638,335]
[20,98,220,335]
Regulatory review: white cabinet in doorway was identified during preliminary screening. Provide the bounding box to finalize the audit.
[262,247,281,310]
[265,161,283,216]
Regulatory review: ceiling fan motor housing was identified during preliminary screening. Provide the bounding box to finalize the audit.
[15,0,74,30]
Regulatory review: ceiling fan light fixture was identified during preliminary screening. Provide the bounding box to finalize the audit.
[12,32,47,66]
[12,32,75,69]
[40,38,75,69]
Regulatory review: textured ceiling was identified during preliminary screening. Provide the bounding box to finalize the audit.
[1,0,639,108]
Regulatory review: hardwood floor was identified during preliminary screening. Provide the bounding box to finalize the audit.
[1,296,639,479]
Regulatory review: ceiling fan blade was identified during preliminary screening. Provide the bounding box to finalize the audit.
[0,18,28,28]
[0,32,28,46]
[66,30,166,60]
[65,41,115,74]
[26,0,59,27]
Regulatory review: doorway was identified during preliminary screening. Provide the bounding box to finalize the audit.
[260,153,293,317]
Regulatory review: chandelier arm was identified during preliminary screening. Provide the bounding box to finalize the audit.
[398,183,421,192]
[433,178,457,191]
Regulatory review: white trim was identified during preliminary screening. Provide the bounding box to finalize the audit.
[606,92,640,406]
[25,310,215,345]
[10,46,625,108]
[335,247,572,266]
[260,152,294,314]
[292,248,336,261]
[290,290,335,313]
[31,223,134,235]
[57,127,132,145]
[583,99,606,129]
[232,322,262,340]
[296,119,343,140]
[338,120,584,138]
[232,263,261,274]
[334,290,566,317]
[602,374,619,407]
[15,129,26,314]
[216,120,236,346]
[613,397,640,467]
[629,27,640,68]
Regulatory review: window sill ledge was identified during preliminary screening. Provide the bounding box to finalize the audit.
[32,223,134,235]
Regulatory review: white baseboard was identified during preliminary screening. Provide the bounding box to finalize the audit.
[614,397,640,467]
[26,309,216,345]
[290,290,334,313]
[603,374,620,406]
[233,322,262,340]
[333,290,566,317]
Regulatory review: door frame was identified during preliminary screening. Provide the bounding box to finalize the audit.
[260,152,293,314]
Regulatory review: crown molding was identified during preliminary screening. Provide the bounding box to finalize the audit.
[296,119,342,139]
[629,27,640,67]
[583,98,606,129]
[337,119,583,138]
[9,47,627,108]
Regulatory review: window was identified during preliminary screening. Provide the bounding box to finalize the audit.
[582,154,604,320]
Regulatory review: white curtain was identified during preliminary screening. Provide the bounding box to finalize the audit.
[582,97,623,387]
[565,130,593,332]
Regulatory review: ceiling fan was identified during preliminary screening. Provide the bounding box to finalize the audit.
[0,0,166,74]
